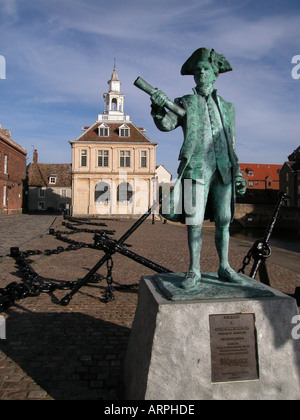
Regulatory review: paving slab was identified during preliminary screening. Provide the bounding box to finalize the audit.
[0,214,298,400]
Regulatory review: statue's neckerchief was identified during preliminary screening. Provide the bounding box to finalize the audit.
[194,84,214,98]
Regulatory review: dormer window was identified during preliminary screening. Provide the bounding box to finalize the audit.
[49,175,57,184]
[98,123,109,137]
[119,124,130,137]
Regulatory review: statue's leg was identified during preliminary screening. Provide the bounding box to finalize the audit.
[180,225,202,289]
[215,223,230,270]
[181,178,207,289]
[210,174,241,283]
[186,224,202,277]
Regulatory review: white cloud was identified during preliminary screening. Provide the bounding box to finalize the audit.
[34,0,213,41]
[203,15,299,59]
[0,0,18,20]
[0,1,300,170]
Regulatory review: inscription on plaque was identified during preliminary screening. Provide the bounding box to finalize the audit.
[209,313,259,383]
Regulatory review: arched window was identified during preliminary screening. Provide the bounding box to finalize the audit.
[95,181,110,203]
[117,182,133,203]
[111,98,117,111]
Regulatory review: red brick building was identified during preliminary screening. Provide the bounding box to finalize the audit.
[238,163,282,204]
[0,124,27,214]
[279,146,300,208]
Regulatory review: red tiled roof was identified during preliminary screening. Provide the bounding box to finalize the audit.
[240,163,281,180]
[28,163,72,187]
[240,163,281,190]
[75,122,155,144]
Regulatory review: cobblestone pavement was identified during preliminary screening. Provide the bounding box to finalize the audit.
[0,214,299,400]
[0,214,57,257]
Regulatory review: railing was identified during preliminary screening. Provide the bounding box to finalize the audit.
[97,114,131,122]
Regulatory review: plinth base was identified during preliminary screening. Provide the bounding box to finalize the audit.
[123,275,300,400]
[153,271,274,300]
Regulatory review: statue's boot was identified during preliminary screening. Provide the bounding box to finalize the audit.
[181,271,201,290]
[215,225,241,284]
[181,225,202,289]
[218,266,241,284]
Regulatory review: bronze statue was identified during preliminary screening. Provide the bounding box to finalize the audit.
[149,47,246,289]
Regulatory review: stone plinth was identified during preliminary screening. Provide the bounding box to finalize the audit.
[123,275,300,400]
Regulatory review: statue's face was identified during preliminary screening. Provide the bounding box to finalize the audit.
[194,61,217,85]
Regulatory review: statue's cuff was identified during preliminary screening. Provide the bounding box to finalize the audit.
[151,113,164,120]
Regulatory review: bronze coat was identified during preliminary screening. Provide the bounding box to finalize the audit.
[152,90,241,224]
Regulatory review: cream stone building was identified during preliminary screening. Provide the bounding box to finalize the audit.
[155,164,172,185]
[70,68,158,216]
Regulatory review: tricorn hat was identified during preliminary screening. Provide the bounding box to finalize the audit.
[181,47,232,76]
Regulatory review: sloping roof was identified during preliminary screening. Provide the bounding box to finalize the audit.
[28,163,72,187]
[239,163,281,181]
[155,164,172,176]
[288,146,300,161]
[280,161,300,173]
[74,121,155,144]
[0,124,27,155]
[110,68,120,82]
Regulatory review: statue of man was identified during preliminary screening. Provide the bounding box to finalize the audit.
[150,47,246,289]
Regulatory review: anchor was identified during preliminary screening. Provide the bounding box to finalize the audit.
[238,192,288,285]
[60,198,172,306]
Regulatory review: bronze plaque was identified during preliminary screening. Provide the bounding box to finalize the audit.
[209,313,259,383]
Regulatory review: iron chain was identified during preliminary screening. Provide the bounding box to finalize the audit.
[238,249,253,274]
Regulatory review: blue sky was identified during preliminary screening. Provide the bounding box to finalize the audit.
[0,0,299,177]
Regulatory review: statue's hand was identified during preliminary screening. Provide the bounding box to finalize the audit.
[235,176,247,197]
[151,90,169,110]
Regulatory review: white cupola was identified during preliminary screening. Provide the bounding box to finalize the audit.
[98,65,131,122]
[103,67,125,117]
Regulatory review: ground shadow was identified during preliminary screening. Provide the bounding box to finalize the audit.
[0,312,130,400]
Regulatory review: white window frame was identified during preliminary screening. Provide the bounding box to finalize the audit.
[97,150,109,167]
[81,149,87,167]
[119,124,130,137]
[61,189,67,197]
[141,150,147,168]
[120,150,131,168]
[49,176,56,185]
[98,123,109,137]
[3,185,7,207]
[4,154,8,174]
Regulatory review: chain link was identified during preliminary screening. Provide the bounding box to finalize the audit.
[0,221,115,312]
[238,249,253,274]
[101,256,115,302]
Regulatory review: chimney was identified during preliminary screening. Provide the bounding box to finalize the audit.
[33,149,38,164]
